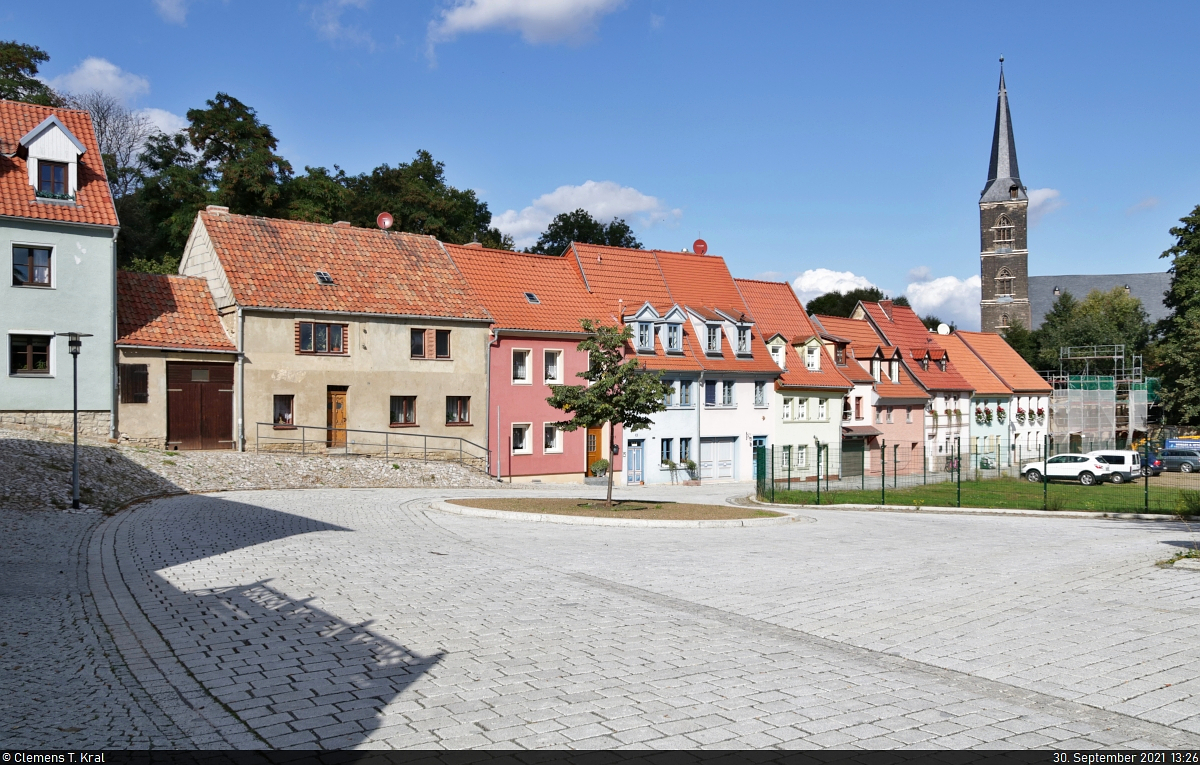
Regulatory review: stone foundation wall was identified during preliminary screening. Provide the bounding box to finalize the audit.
[0,411,112,439]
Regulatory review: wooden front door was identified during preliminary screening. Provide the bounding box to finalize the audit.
[586,426,603,474]
[327,387,347,447]
[166,362,234,450]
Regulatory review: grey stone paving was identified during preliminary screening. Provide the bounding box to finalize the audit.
[75,485,1200,749]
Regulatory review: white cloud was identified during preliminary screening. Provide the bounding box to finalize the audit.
[154,0,189,24]
[48,58,149,103]
[494,180,680,248]
[906,265,932,283]
[904,274,982,330]
[1027,187,1064,226]
[311,0,374,48]
[137,107,188,136]
[791,268,877,308]
[429,0,626,46]
[1127,196,1159,215]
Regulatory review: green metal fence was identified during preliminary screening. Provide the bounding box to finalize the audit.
[755,437,1200,515]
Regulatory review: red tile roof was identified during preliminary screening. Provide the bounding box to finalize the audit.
[445,243,610,333]
[0,100,118,227]
[117,272,236,351]
[955,330,1052,394]
[734,279,851,391]
[812,314,928,399]
[197,210,490,321]
[858,301,974,393]
[936,332,1011,396]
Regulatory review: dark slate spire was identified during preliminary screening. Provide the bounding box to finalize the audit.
[981,58,1027,203]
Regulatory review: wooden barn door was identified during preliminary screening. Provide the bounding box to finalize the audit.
[167,362,234,450]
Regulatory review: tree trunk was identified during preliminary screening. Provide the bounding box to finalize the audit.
[606,421,615,506]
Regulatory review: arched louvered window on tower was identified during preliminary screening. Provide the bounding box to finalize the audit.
[995,267,1015,297]
[999,313,1010,330]
[994,215,1014,248]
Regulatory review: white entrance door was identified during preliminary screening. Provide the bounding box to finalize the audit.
[700,438,735,480]
[700,440,715,479]
[717,439,734,478]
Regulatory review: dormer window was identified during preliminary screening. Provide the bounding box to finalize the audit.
[39,162,68,196]
[770,344,784,368]
[666,324,681,352]
[804,346,819,371]
[737,327,750,354]
[707,325,721,353]
[920,355,929,371]
[938,356,948,372]
[889,359,899,383]
[871,358,881,382]
[834,344,846,365]
[637,322,653,352]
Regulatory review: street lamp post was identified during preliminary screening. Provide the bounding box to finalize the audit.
[57,332,92,509]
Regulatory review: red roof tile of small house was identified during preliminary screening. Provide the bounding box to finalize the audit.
[734,279,851,391]
[197,210,490,321]
[858,301,974,393]
[117,272,236,351]
[936,332,1011,397]
[0,100,118,227]
[955,330,1052,394]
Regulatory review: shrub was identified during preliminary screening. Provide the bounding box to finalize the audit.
[1175,490,1200,516]
[589,459,609,477]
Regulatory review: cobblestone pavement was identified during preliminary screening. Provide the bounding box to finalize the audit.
[46,485,1198,749]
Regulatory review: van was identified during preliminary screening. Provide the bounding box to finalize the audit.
[1085,450,1141,484]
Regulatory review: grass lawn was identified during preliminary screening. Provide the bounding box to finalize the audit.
[448,497,782,520]
[769,477,1200,514]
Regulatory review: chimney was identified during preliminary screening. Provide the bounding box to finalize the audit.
[205,205,229,214]
[332,221,351,227]
[462,242,483,248]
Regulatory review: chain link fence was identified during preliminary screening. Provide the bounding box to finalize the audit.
[755,436,1200,515]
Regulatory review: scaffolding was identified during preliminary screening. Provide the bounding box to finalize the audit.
[1043,345,1152,450]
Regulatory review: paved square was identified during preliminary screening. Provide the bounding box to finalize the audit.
[4,485,1200,749]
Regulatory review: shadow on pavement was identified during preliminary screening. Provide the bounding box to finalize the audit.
[116,495,441,749]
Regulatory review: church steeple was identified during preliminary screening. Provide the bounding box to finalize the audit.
[981,58,1026,203]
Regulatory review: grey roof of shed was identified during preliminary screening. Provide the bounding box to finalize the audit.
[1028,272,1172,328]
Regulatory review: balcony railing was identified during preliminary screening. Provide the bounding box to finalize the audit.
[254,422,489,472]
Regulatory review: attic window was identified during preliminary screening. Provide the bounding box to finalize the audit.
[834,344,846,365]
[315,271,334,286]
[39,162,68,196]
[524,292,540,304]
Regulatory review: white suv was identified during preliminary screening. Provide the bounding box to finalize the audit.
[1085,450,1142,484]
[1022,454,1113,486]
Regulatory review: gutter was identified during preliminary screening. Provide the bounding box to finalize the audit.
[110,226,119,440]
[116,344,242,356]
[237,306,245,451]
[239,305,492,325]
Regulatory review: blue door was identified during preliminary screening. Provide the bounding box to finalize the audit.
[752,436,767,478]
[627,440,644,483]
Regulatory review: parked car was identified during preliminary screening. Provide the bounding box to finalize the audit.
[1159,449,1200,473]
[1022,454,1113,486]
[1141,452,1163,477]
[1085,450,1142,484]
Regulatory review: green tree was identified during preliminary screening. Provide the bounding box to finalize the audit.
[187,93,292,216]
[1001,319,1039,368]
[919,314,954,331]
[0,41,59,105]
[546,319,672,505]
[1155,206,1200,424]
[343,150,512,248]
[527,209,641,255]
[805,287,886,317]
[120,132,210,272]
[1035,288,1152,370]
[286,166,351,224]
[1034,291,1080,368]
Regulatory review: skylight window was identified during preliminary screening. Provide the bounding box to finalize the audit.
[524,292,540,304]
[315,271,334,286]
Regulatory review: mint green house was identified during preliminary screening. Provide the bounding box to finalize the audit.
[1,101,119,437]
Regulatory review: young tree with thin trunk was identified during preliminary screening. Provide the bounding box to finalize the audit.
[547,319,672,505]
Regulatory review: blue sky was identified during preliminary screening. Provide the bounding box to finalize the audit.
[9,0,1200,328]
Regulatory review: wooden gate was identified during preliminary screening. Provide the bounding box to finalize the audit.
[166,362,234,450]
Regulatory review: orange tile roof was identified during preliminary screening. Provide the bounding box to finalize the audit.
[812,314,928,399]
[198,211,490,321]
[859,301,974,393]
[734,279,851,391]
[955,330,1052,394]
[936,332,1011,396]
[0,100,118,227]
[570,243,674,319]
[117,272,236,351]
[445,244,609,333]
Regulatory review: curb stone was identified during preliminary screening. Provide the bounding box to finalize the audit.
[746,495,1199,522]
[433,499,802,528]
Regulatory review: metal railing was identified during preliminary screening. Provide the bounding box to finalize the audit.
[254,422,489,472]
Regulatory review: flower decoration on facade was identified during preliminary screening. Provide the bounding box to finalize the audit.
[975,406,985,425]
[1015,407,1026,424]
[1036,407,1045,423]
[983,406,993,425]
[996,405,1006,424]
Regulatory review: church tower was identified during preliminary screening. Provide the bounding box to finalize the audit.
[979,59,1032,333]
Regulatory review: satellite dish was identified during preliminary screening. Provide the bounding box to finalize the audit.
[937,323,951,336]
[376,212,394,230]
[693,239,708,255]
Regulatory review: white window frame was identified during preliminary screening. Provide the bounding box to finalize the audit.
[542,422,563,454]
[805,345,819,371]
[737,326,750,354]
[7,330,56,377]
[770,344,784,368]
[817,399,826,420]
[511,422,532,454]
[637,322,653,352]
[679,380,693,407]
[11,242,57,290]
[679,437,692,462]
[886,406,894,424]
[707,325,722,353]
[872,358,881,382]
[797,444,808,467]
[797,398,808,420]
[511,348,532,385]
[660,438,673,465]
[782,397,793,421]
[889,359,899,383]
[666,324,681,352]
[721,380,735,406]
[753,380,767,407]
[543,349,563,384]
[664,381,677,408]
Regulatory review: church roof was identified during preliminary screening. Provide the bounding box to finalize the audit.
[980,64,1027,204]
[1027,272,1172,329]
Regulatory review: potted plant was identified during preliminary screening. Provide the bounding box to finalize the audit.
[1036,407,1045,424]
[1015,407,1026,424]
[975,406,985,425]
[983,406,993,425]
[996,405,1006,424]
[930,409,939,429]
[589,459,609,477]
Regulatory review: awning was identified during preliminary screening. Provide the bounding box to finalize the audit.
[842,425,882,438]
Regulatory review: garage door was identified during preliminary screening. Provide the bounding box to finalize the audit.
[167,362,234,450]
